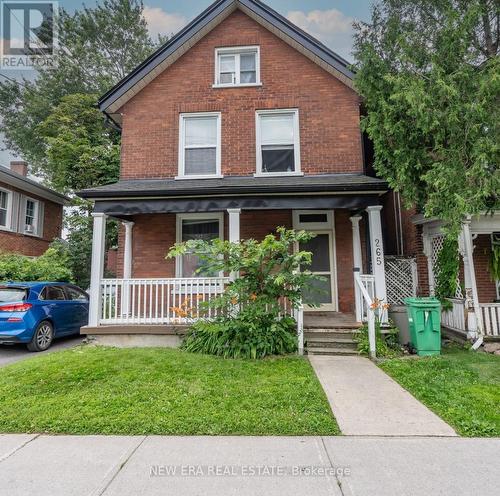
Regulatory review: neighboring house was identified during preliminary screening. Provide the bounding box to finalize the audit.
[79,0,400,351]
[402,210,500,342]
[0,161,68,257]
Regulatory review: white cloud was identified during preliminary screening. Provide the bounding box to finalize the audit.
[143,6,187,39]
[287,9,355,61]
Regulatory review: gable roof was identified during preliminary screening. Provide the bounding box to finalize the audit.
[0,166,69,205]
[99,0,355,124]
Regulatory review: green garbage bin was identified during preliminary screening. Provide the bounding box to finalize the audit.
[404,297,441,356]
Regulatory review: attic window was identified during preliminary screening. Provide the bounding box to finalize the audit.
[214,46,261,87]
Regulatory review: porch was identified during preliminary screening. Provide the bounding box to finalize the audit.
[419,212,500,342]
[80,175,389,355]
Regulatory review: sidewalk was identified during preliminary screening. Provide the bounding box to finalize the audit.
[1,434,498,496]
[309,355,457,436]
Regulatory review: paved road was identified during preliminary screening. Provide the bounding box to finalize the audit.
[0,335,83,367]
[0,435,498,496]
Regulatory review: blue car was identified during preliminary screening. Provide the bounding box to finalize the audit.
[0,282,89,352]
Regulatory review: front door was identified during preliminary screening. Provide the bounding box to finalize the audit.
[299,230,336,310]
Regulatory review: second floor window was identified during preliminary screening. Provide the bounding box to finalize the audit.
[178,112,221,179]
[256,109,301,175]
[215,46,260,87]
[24,198,39,235]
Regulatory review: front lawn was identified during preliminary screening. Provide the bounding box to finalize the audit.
[0,346,339,435]
[380,345,500,437]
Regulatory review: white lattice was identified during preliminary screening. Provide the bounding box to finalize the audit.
[385,256,418,305]
[430,235,463,298]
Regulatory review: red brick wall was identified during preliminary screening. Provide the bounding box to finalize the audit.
[118,209,356,313]
[119,10,362,179]
[335,210,355,313]
[0,180,63,257]
[473,234,498,302]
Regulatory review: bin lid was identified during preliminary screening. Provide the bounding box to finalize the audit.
[404,297,441,308]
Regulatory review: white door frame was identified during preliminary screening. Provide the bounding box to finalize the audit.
[293,210,338,311]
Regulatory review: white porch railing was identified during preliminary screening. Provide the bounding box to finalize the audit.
[100,277,230,325]
[441,298,500,337]
[355,274,376,323]
[354,272,376,359]
[441,298,467,333]
[479,303,500,336]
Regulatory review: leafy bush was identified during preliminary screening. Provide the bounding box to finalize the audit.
[0,242,73,282]
[168,227,318,359]
[182,314,297,359]
[434,237,460,309]
[354,321,402,359]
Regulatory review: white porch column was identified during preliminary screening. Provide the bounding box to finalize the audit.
[422,230,435,296]
[461,220,482,335]
[227,208,241,243]
[88,213,107,327]
[227,209,241,281]
[367,205,388,322]
[350,215,363,322]
[121,221,134,317]
[123,221,134,279]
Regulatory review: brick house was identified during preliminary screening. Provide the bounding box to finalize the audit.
[79,0,396,352]
[0,161,67,257]
[406,210,499,342]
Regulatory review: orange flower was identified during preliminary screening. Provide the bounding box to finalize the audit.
[231,297,238,305]
[382,303,390,310]
[249,293,257,301]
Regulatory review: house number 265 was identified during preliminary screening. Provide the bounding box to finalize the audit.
[375,238,382,265]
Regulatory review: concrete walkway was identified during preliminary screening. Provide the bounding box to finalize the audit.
[1,434,498,496]
[309,355,457,436]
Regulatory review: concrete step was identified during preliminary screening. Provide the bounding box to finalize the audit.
[306,347,359,356]
[304,321,360,329]
[305,338,357,350]
[304,329,358,340]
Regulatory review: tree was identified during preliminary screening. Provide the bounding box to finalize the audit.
[0,0,157,183]
[354,0,499,235]
[37,93,120,192]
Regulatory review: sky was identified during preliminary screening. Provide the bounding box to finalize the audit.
[0,0,373,165]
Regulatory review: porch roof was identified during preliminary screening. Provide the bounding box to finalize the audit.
[80,174,387,217]
[78,174,388,200]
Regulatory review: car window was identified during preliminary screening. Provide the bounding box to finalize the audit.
[0,287,27,302]
[65,286,88,301]
[45,286,66,301]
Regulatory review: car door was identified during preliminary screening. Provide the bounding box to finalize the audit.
[64,286,89,333]
[39,285,70,335]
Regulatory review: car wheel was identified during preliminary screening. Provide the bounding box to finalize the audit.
[27,321,54,352]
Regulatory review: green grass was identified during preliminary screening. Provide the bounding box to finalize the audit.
[380,345,500,437]
[0,346,339,435]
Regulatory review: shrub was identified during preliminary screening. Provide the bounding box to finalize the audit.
[354,321,402,359]
[0,242,73,282]
[168,227,318,359]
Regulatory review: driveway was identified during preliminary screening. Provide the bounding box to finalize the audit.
[0,335,83,367]
[0,435,498,496]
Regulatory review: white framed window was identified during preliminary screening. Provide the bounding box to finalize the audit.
[255,109,301,176]
[214,46,261,87]
[178,112,222,179]
[293,210,334,231]
[175,213,224,277]
[0,188,12,230]
[23,197,39,236]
